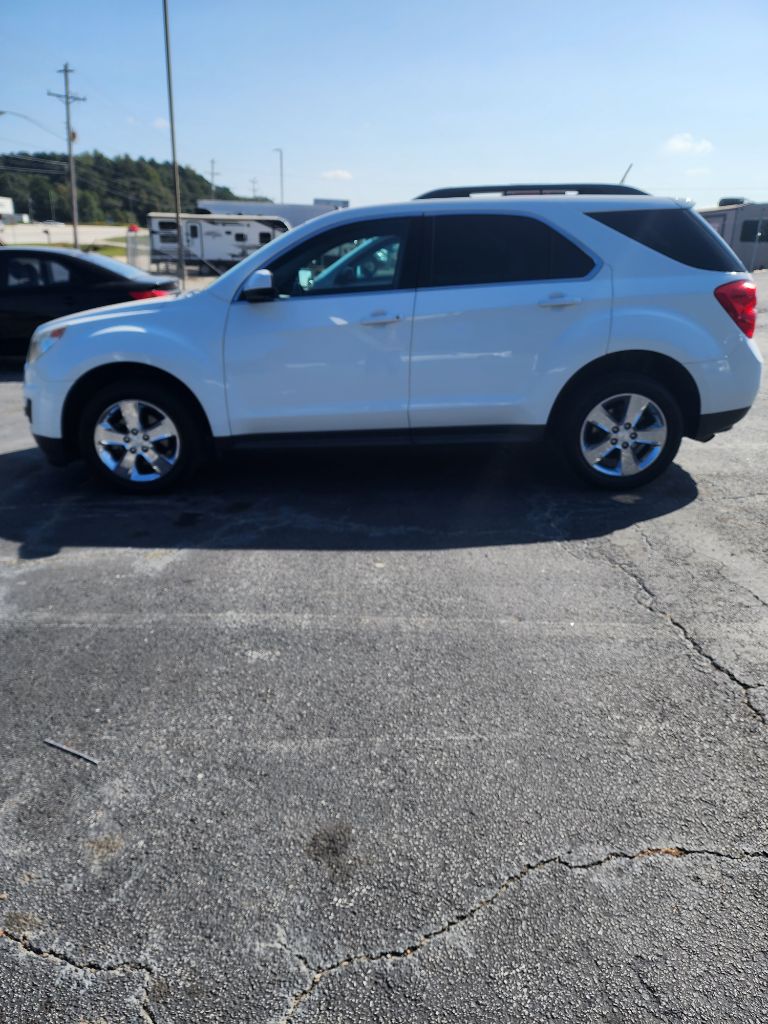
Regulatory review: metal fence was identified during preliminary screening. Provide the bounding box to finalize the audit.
[125,232,152,271]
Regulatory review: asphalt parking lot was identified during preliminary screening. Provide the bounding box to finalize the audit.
[1,284,767,1022]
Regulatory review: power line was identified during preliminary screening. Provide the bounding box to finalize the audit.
[0,162,169,208]
[0,110,65,141]
[1,153,68,170]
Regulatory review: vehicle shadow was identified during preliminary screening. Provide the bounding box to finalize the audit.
[0,442,698,559]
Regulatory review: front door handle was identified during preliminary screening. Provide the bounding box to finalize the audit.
[538,294,583,308]
[360,313,401,326]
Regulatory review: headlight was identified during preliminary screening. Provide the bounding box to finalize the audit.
[28,325,66,363]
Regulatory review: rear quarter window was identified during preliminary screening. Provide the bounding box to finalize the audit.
[587,208,745,272]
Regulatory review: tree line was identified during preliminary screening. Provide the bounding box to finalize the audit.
[0,151,270,225]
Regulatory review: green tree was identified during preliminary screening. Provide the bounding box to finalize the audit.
[0,150,271,225]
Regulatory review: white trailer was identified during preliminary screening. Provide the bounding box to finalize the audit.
[147,212,290,272]
[699,201,768,271]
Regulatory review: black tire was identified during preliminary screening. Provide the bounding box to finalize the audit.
[556,372,684,489]
[78,376,207,493]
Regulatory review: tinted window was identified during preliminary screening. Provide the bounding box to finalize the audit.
[427,214,594,287]
[74,251,147,281]
[269,218,411,297]
[740,220,767,243]
[588,208,745,272]
[44,258,73,285]
[4,255,46,289]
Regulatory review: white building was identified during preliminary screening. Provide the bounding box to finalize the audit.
[197,198,348,228]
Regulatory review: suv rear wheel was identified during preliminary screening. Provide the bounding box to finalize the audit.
[79,377,206,493]
[558,372,684,489]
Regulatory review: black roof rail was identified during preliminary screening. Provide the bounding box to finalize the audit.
[416,183,648,199]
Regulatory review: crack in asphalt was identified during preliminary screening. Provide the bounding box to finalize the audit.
[632,955,668,1020]
[599,544,767,725]
[635,523,768,615]
[277,846,768,1022]
[0,928,158,1024]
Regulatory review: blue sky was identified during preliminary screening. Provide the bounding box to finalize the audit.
[3,0,767,209]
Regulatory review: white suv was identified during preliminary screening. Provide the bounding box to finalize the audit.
[23,183,761,492]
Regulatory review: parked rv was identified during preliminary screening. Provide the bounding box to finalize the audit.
[699,200,768,271]
[147,212,290,273]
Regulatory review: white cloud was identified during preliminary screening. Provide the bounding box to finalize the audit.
[152,116,169,130]
[322,169,353,181]
[663,133,713,155]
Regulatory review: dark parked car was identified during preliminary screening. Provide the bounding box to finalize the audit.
[0,246,178,361]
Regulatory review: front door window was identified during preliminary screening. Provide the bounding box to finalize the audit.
[268,218,411,297]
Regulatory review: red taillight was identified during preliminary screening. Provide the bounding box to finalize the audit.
[128,288,169,300]
[714,280,757,338]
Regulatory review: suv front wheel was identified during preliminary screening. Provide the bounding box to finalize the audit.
[558,372,684,489]
[78,377,206,493]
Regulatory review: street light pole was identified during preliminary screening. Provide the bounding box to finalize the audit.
[0,110,64,140]
[162,0,186,289]
[273,147,284,203]
[47,64,85,248]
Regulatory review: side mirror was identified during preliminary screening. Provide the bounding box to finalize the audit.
[241,268,276,302]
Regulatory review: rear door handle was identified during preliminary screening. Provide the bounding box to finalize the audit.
[538,294,583,308]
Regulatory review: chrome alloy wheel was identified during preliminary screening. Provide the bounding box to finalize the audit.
[93,399,181,483]
[579,392,668,478]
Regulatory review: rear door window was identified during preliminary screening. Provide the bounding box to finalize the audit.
[41,256,79,285]
[425,214,595,288]
[44,255,111,286]
[587,208,745,271]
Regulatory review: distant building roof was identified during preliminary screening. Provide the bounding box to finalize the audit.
[196,199,347,227]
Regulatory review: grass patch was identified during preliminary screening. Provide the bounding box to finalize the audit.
[2,242,127,259]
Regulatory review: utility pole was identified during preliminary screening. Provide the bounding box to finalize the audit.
[48,63,85,247]
[162,0,186,289]
[210,158,217,198]
[249,176,259,198]
[273,148,284,203]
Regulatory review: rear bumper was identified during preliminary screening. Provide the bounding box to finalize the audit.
[693,407,750,442]
[33,434,73,466]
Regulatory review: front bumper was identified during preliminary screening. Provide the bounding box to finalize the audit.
[693,407,750,442]
[33,433,73,466]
